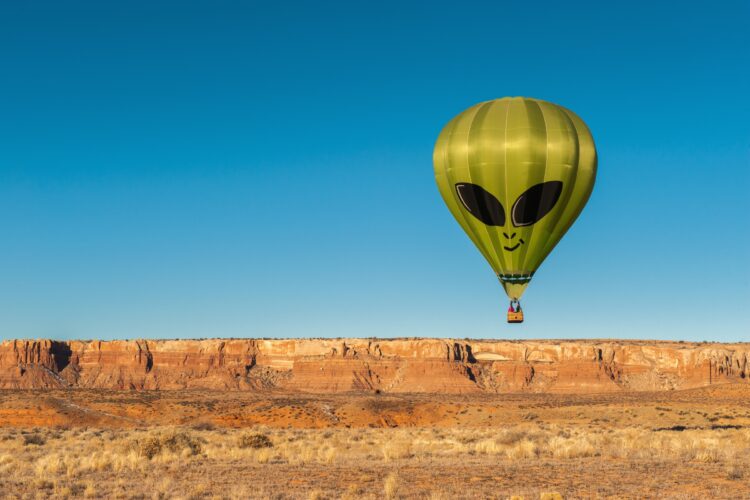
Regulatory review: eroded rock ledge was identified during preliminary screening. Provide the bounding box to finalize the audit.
[1,339,748,393]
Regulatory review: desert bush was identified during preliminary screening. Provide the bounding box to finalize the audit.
[341,483,363,500]
[34,453,68,477]
[162,431,204,455]
[308,489,323,500]
[55,485,72,497]
[496,429,526,446]
[382,441,412,461]
[23,434,45,446]
[384,471,399,499]
[540,493,563,500]
[547,435,598,459]
[695,449,721,463]
[83,481,97,498]
[130,431,203,459]
[69,482,86,496]
[34,479,54,490]
[474,439,501,455]
[457,434,479,444]
[0,454,15,466]
[239,433,273,449]
[136,436,163,459]
[255,447,272,463]
[505,439,538,460]
[726,465,744,480]
[322,446,337,464]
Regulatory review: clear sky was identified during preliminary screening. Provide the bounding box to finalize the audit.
[1,1,748,341]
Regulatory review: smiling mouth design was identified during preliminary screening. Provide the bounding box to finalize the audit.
[503,239,525,252]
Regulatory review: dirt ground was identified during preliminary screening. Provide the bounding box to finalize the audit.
[1,384,749,499]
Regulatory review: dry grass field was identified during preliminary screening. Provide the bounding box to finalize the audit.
[1,384,750,498]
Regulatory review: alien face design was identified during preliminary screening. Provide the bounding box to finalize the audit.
[455,181,563,252]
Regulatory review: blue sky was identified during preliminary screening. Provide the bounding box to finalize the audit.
[1,1,748,341]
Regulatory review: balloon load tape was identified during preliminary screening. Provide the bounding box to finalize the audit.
[497,273,534,284]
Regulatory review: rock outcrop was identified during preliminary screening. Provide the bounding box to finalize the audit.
[0,339,748,393]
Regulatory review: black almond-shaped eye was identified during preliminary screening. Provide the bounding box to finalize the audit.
[455,183,506,226]
[511,181,563,227]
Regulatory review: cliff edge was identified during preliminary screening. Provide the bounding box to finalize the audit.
[1,339,747,393]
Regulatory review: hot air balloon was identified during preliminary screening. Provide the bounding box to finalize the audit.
[433,97,597,323]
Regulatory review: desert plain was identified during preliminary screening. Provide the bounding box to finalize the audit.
[1,338,749,499]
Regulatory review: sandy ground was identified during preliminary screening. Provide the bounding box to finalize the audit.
[1,384,749,499]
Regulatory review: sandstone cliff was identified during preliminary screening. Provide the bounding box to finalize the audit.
[0,339,748,393]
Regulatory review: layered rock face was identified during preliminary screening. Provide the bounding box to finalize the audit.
[0,339,748,393]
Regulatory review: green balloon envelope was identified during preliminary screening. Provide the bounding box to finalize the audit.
[433,97,597,300]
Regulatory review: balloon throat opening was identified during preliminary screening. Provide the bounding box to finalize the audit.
[498,272,534,284]
[499,273,532,302]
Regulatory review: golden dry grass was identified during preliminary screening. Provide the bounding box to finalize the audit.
[2,386,750,498]
[1,424,749,498]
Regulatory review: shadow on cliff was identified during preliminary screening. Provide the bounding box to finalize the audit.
[49,341,72,372]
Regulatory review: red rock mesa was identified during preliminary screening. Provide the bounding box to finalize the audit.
[1,339,748,393]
